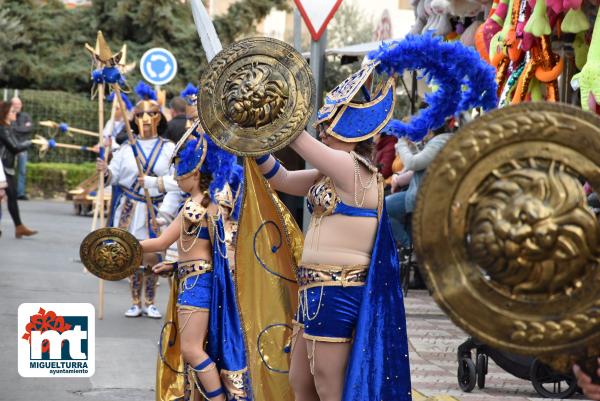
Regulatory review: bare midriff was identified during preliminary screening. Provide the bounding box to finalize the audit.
[301,180,379,266]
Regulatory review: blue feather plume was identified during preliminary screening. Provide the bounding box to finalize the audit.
[229,164,244,220]
[134,81,157,101]
[175,135,237,202]
[107,92,133,111]
[180,83,198,104]
[367,33,497,142]
[202,136,237,202]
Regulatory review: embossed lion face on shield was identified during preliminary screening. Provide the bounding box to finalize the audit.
[467,160,600,297]
[223,63,289,129]
[198,37,314,156]
[412,103,600,375]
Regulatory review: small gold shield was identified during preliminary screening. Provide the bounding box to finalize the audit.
[198,37,315,156]
[80,228,143,281]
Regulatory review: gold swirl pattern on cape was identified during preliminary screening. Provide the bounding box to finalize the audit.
[155,278,185,401]
[235,159,302,401]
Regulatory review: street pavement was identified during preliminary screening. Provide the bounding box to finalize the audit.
[0,200,586,400]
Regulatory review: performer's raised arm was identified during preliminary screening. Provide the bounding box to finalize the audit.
[255,153,320,196]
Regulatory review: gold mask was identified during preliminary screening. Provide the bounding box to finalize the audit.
[134,100,161,138]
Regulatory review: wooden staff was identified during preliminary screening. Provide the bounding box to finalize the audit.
[31,138,99,152]
[39,121,99,138]
[96,79,106,320]
[90,99,118,232]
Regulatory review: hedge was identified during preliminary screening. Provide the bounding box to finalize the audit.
[25,162,96,199]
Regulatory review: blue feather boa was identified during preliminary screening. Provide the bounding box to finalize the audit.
[368,33,497,142]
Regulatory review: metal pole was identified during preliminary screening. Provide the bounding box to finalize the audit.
[303,30,327,231]
[310,29,327,121]
[411,71,418,114]
[294,8,302,52]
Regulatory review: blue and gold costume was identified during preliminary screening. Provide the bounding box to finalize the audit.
[295,155,380,343]
[156,130,250,401]
[290,53,412,400]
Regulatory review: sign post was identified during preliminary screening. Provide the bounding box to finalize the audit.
[140,48,178,109]
[294,0,343,119]
[294,0,342,230]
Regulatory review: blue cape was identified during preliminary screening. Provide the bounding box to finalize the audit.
[343,204,412,400]
[207,216,252,398]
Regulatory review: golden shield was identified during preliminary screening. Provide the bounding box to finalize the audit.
[198,37,315,156]
[414,103,600,373]
[80,228,143,281]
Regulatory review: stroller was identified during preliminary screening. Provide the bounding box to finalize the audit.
[398,213,427,296]
[457,337,578,398]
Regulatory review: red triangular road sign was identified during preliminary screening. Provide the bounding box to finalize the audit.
[294,0,343,41]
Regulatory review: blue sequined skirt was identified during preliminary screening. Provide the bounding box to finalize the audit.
[176,259,213,310]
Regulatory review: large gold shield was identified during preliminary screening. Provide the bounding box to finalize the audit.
[80,228,143,281]
[198,37,315,156]
[414,103,600,375]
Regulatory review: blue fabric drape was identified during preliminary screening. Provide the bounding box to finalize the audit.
[108,185,123,227]
[207,217,251,395]
[342,203,412,401]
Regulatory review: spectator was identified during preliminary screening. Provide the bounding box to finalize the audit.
[10,97,32,200]
[0,101,37,238]
[385,124,453,247]
[164,96,187,143]
[0,157,6,238]
[573,362,600,400]
[374,122,398,179]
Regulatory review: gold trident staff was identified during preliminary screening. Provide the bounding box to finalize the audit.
[85,32,160,238]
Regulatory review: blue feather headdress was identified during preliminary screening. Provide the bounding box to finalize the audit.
[180,83,198,106]
[107,92,133,111]
[367,33,497,142]
[134,81,157,101]
[173,129,237,201]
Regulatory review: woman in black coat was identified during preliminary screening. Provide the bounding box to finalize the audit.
[0,101,37,238]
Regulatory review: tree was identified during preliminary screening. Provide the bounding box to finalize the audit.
[324,2,374,93]
[0,0,290,93]
[214,0,290,45]
[1,0,94,91]
[0,5,29,80]
[327,1,374,48]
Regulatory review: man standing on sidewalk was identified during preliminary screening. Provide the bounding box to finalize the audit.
[11,97,32,200]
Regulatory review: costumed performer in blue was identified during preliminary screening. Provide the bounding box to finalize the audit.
[256,33,497,401]
[141,128,250,401]
[96,81,174,319]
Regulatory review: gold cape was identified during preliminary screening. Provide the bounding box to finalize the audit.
[235,158,302,401]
